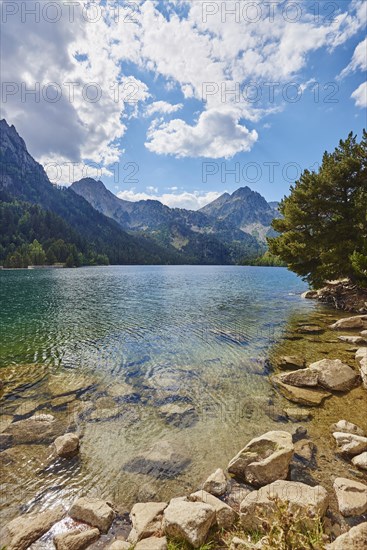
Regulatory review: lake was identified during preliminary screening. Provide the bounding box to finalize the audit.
[1,265,334,523]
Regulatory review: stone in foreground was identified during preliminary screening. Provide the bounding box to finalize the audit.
[331,419,365,436]
[69,497,114,533]
[54,528,100,550]
[163,497,215,548]
[190,490,237,529]
[127,501,167,543]
[135,536,167,549]
[352,451,367,471]
[330,315,367,330]
[227,430,294,486]
[333,477,367,517]
[273,377,330,406]
[203,468,227,496]
[308,359,359,392]
[332,432,367,456]
[326,522,367,549]
[0,505,65,550]
[240,480,328,530]
[54,433,80,458]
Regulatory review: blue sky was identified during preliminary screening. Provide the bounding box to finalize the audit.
[2,0,366,207]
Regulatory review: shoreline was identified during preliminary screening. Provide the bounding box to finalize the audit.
[0,312,366,549]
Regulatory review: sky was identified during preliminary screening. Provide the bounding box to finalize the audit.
[1,0,366,208]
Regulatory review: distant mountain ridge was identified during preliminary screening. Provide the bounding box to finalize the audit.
[0,118,279,265]
[0,119,179,265]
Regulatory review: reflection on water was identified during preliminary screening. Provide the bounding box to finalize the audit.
[1,266,320,522]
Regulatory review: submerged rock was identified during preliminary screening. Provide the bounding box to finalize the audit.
[277,356,306,370]
[3,413,70,446]
[53,433,80,458]
[227,430,294,486]
[0,505,65,550]
[326,522,367,549]
[69,497,115,533]
[47,374,95,397]
[163,497,215,549]
[123,440,191,480]
[203,468,228,496]
[333,477,367,516]
[127,501,167,544]
[278,369,319,387]
[296,325,324,334]
[273,377,330,406]
[53,528,100,550]
[159,402,198,428]
[284,408,312,422]
[239,480,328,530]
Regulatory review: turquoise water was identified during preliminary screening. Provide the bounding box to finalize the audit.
[0,266,314,521]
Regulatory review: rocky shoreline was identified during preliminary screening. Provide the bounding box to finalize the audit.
[1,315,367,549]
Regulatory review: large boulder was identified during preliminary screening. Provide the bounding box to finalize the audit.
[127,502,167,544]
[332,432,367,456]
[330,315,367,330]
[0,505,65,550]
[69,497,115,533]
[54,433,80,458]
[352,451,367,471]
[240,480,328,530]
[190,490,237,529]
[333,477,367,516]
[308,359,359,391]
[54,528,100,550]
[162,497,215,548]
[135,537,167,550]
[272,378,330,406]
[203,468,227,496]
[326,522,367,549]
[331,420,365,436]
[227,431,294,486]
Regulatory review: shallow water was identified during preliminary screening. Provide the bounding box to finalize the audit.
[0,266,365,528]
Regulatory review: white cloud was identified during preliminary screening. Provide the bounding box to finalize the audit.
[351,81,367,108]
[339,37,367,78]
[146,106,258,159]
[2,0,366,167]
[117,188,222,210]
[145,101,183,117]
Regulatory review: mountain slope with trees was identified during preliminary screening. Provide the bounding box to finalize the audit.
[0,119,181,266]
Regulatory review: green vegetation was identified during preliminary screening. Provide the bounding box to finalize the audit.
[269,130,367,288]
[167,540,214,550]
[0,196,109,267]
[240,251,286,267]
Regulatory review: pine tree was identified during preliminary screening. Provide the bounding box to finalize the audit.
[268,130,367,287]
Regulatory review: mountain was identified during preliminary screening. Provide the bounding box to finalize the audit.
[71,178,264,263]
[0,119,179,265]
[200,187,279,242]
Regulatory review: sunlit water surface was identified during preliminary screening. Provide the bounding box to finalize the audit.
[1,265,345,525]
